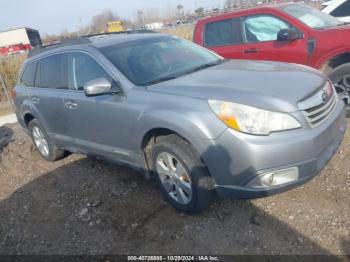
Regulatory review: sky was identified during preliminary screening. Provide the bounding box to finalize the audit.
[0,0,226,36]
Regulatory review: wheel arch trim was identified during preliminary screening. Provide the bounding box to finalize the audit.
[318,49,350,73]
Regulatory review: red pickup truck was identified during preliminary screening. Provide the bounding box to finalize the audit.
[194,3,350,108]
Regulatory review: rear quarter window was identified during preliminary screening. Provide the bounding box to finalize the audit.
[20,62,37,87]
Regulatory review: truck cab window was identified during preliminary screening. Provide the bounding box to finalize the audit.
[205,18,242,46]
[243,15,291,42]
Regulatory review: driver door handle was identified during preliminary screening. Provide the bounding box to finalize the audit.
[31,96,40,104]
[244,48,259,54]
[64,101,78,110]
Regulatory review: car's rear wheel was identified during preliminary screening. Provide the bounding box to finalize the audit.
[151,134,216,214]
[28,119,66,161]
[329,63,350,114]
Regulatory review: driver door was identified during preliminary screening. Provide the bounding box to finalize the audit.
[237,14,308,64]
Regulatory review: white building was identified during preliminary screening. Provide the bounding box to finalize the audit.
[145,22,164,30]
[0,27,42,48]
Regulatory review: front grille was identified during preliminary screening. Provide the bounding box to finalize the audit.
[298,82,337,128]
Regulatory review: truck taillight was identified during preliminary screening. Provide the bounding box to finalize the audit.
[10,89,16,100]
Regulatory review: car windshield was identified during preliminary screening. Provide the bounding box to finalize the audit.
[100,36,223,86]
[280,4,343,29]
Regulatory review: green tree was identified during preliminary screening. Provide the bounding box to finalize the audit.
[195,7,204,16]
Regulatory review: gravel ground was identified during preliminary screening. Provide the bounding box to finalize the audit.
[0,123,349,256]
[0,101,13,117]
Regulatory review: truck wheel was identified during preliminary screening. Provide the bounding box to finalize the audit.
[151,134,216,214]
[28,119,66,161]
[328,63,350,114]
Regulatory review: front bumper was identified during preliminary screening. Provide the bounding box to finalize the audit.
[196,102,346,199]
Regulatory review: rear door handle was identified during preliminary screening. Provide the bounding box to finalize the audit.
[64,101,78,110]
[31,96,40,104]
[244,48,259,54]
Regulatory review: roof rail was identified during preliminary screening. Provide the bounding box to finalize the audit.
[81,31,128,38]
[80,29,156,38]
[28,37,91,58]
[28,29,157,58]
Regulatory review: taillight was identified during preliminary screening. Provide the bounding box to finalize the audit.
[10,89,16,100]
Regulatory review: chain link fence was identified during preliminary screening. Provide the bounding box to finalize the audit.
[0,74,14,115]
[0,54,26,116]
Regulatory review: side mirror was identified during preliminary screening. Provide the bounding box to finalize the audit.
[277,28,303,42]
[83,77,112,96]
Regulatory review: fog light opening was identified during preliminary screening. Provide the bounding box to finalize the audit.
[248,167,299,188]
[262,173,275,187]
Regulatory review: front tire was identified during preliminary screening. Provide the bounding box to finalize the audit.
[28,119,66,161]
[151,134,216,214]
[328,63,350,115]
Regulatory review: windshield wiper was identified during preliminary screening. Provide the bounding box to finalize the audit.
[185,59,225,75]
[141,59,226,86]
[142,75,179,86]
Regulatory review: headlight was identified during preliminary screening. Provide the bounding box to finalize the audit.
[208,100,301,135]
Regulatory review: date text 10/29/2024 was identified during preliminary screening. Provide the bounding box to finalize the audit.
[127,256,220,261]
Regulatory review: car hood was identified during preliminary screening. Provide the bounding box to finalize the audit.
[317,23,350,41]
[148,60,326,113]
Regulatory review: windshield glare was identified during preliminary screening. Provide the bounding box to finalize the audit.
[101,36,222,86]
[280,4,343,29]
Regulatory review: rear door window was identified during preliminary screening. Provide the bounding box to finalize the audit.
[242,14,291,42]
[331,1,350,17]
[20,62,37,87]
[67,53,112,90]
[36,54,67,89]
[205,18,242,46]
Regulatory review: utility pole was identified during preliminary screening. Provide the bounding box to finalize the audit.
[137,11,144,28]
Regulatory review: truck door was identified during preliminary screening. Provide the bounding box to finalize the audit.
[203,17,244,60]
[204,14,309,65]
[237,14,309,64]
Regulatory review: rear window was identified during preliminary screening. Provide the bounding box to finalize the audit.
[205,18,242,46]
[36,54,67,89]
[331,1,350,17]
[20,62,37,87]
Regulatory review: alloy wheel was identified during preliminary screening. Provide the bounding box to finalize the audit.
[156,152,193,205]
[334,75,350,105]
[32,126,49,157]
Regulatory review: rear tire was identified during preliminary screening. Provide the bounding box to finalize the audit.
[28,119,66,161]
[328,63,350,116]
[151,134,216,214]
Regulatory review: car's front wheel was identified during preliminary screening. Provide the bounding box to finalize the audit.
[28,119,66,161]
[151,134,216,214]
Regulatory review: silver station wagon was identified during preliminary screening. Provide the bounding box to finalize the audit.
[13,33,346,213]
